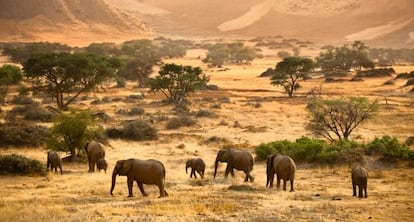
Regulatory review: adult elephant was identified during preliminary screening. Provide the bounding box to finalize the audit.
[110,158,168,198]
[352,166,368,198]
[214,149,254,182]
[84,141,105,172]
[47,151,62,174]
[266,154,296,192]
[186,158,206,179]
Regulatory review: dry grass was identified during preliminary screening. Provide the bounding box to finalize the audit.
[1,49,414,221]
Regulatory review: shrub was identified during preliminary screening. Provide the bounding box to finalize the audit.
[194,109,216,118]
[0,121,49,147]
[405,78,414,87]
[383,79,395,85]
[166,116,196,129]
[107,120,158,141]
[128,107,145,116]
[11,95,37,105]
[47,111,104,159]
[406,136,414,146]
[365,136,414,162]
[255,137,364,165]
[0,154,47,176]
[394,71,414,79]
[116,77,126,88]
[6,104,54,122]
[355,68,395,78]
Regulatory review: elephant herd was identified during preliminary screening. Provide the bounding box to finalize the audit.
[47,143,368,199]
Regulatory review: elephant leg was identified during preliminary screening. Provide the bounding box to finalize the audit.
[290,179,294,192]
[137,182,148,197]
[192,169,197,179]
[352,182,357,196]
[127,178,134,197]
[230,168,235,177]
[157,184,167,198]
[364,185,367,198]
[283,180,287,191]
[87,156,93,172]
[59,166,63,175]
[358,185,363,198]
[269,173,275,188]
[276,175,281,190]
[224,165,231,178]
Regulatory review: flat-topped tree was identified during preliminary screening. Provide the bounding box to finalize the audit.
[270,57,314,97]
[23,53,120,110]
[148,63,209,104]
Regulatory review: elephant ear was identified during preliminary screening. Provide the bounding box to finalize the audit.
[119,160,132,175]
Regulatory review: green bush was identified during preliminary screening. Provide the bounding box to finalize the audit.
[365,136,414,162]
[0,154,47,176]
[107,120,158,141]
[0,121,49,147]
[255,137,364,165]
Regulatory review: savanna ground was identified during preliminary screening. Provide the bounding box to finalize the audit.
[0,47,413,222]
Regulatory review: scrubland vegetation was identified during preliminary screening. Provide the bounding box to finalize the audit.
[0,38,413,221]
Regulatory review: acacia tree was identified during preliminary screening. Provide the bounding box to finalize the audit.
[203,42,259,67]
[306,97,379,142]
[0,65,23,105]
[118,39,161,87]
[316,41,374,71]
[47,111,103,161]
[270,57,314,97]
[23,53,120,110]
[148,63,209,104]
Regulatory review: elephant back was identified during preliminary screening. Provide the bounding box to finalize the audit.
[271,154,295,180]
[48,151,61,165]
[352,166,368,180]
[85,141,106,158]
[231,149,254,170]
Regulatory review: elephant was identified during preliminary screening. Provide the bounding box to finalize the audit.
[97,158,108,173]
[186,158,206,179]
[110,158,168,198]
[266,154,296,192]
[352,166,368,198]
[214,148,254,182]
[84,141,105,172]
[47,151,62,174]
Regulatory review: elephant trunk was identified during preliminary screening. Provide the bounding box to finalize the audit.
[110,173,117,195]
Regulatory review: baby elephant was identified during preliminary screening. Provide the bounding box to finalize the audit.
[47,151,62,174]
[352,166,368,198]
[186,158,206,179]
[97,158,108,173]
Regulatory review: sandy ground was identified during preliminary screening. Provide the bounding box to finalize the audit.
[0,49,413,221]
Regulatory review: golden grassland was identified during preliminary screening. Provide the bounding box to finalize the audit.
[0,49,413,221]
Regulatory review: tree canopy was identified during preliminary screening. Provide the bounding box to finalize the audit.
[316,41,374,71]
[118,39,161,87]
[23,53,120,109]
[202,42,260,67]
[47,111,103,161]
[270,57,314,97]
[148,63,209,104]
[306,97,379,142]
[2,42,72,63]
[0,64,23,105]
